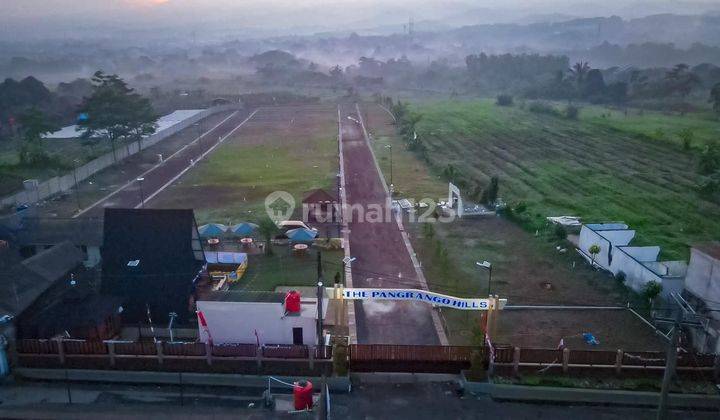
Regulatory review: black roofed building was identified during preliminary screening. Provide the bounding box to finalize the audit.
[100,208,205,325]
[0,241,121,341]
[0,241,85,319]
[15,217,103,267]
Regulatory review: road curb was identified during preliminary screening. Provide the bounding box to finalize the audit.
[460,377,720,411]
[15,368,352,393]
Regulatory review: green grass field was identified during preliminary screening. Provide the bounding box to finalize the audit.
[235,246,343,291]
[158,105,339,224]
[408,99,720,260]
[580,105,720,149]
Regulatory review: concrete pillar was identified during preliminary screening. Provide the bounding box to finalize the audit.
[562,347,570,373]
[155,341,164,365]
[256,346,263,369]
[512,347,521,376]
[615,350,624,375]
[56,338,65,365]
[107,342,116,367]
[205,342,213,366]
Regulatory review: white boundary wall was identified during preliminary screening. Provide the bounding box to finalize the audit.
[1,104,239,208]
[578,224,686,298]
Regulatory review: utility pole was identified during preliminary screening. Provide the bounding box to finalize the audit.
[654,292,703,420]
[317,250,325,352]
[317,281,324,352]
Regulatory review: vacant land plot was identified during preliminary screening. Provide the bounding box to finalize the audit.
[410,99,720,260]
[494,309,664,350]
[359,102,659,349]
[150,104,338,224]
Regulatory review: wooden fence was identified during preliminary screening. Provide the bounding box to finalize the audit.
[349,344,718,376]
[349,344,479,373]
[16,338,332,376]
[16,340,719,378]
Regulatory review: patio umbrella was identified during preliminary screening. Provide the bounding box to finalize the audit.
[285,228,318,243]
[198,223,228,237]
[230,222,259,236]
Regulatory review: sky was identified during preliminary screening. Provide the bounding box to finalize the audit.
[2,0,719,40]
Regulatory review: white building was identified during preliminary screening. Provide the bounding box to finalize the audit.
[196,291,327,346]
[578,223,687,298]
[683,243,720,353]
[43,109,204,140]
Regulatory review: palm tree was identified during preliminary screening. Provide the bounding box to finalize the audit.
[569,61,591,86]
[588,244,601,267]
[258,216,279,256]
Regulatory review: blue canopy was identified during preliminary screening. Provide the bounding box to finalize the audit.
[286,228,318,243]
[198,223,227,237]
[230,222,258,236]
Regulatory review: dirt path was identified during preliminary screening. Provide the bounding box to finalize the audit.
[75,109,254,218]
[340,103,442,345]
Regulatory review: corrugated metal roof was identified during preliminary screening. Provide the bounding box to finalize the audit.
[0,241,83,316]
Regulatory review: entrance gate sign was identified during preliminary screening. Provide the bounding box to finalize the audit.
[342,288,489,310]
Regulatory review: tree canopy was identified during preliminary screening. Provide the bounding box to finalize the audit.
[77,71,158,161]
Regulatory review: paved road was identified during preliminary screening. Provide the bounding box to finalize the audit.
[0,380,714,419]
[75,109,254,218]
[340,103,440,345]
[331,381,717,420]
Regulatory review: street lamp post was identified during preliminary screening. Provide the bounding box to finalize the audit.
[168,312,178,343]
[136,177,145,208]
[476,260,492,296]
[342,256,356,285]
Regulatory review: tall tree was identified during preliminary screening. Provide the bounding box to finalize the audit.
[77,71,158,163]
[258,216,279,256]
[664,64,700,99]
[569,62,591,86]
[17,107,57,164]
[710,82,720,116]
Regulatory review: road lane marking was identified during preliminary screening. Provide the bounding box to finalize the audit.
[73,110,240,218]
[136,109,258,207]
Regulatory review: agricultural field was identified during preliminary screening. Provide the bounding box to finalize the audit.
[360,102,663,349]
[409,99,720,260]
[580,105,720,150]
[150,104,338,224]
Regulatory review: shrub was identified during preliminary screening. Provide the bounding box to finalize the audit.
[332,344,348,376]
[677,128,694,151]
[554,224,568,241]
[496,94,514,106]
[564,105,580,120]
[614,271,626,284]
[644,280,663,301]
[528,101,561,117]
